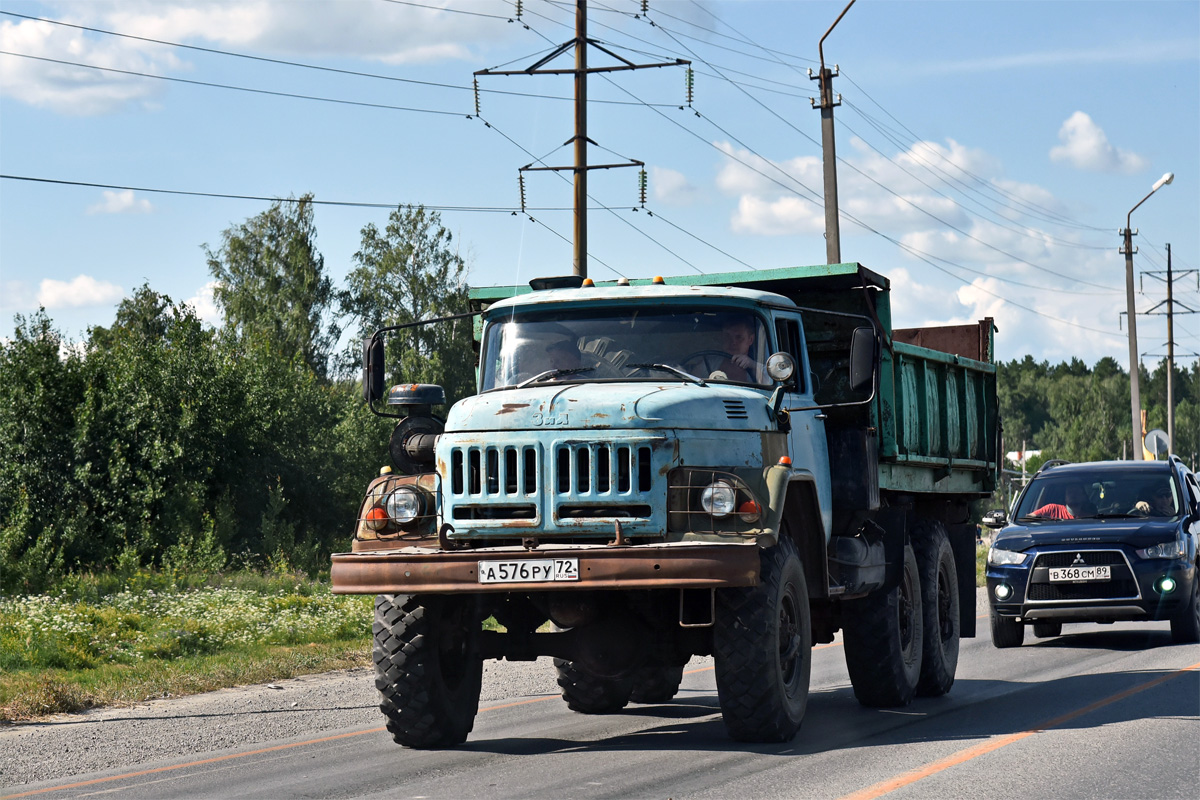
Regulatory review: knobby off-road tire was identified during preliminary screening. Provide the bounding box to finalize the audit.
[990,607,1025,648]
[713,533,812,743]
[843,542,923,707]
[1169,569,1200,643]
[1032,620,1063,639]
[554,659,634,713]
[373,594,483,749]
[912,521,960,697]
[629,665,685,704]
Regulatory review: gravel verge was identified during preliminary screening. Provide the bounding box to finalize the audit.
[0,657,565,789]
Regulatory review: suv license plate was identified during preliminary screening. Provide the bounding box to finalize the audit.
[1049,565,1111,583]
[478,558,580,584]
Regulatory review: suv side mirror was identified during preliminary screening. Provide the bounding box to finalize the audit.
[849,326,878,394]
[981,509,1008,529]
[363,336,385,403]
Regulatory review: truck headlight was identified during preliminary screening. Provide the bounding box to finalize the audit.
[1137,535,1187,560]
[384,487,424,525]
[700,480,737,517]
[987,546,1027,566]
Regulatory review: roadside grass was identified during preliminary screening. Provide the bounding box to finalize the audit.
[0,570,374,722]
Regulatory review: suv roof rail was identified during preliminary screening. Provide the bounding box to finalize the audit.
[1036,459,1072,474]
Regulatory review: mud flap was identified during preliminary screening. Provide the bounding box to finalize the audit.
[946,522,977,638]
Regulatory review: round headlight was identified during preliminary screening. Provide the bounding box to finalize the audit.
[384,487,423,524]
[700,481,737,517]
[765,352,796,382]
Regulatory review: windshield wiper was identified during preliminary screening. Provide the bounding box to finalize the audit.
[626,363,707,386]
[515,366,595,389]
[1092,512,1140,519]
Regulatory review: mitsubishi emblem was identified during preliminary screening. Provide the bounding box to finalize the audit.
[1071,553,1085,566]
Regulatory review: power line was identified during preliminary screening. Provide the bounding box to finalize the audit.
[0,11,676,109]
[0,51,469,117]
[0,174,563,212]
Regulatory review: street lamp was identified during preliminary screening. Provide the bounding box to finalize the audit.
[1123,171,1174,460]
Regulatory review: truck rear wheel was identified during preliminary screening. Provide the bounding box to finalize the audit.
[554,659,634,713]
[713,534,811,743]
[373,594,482,748]
[913,521,959,697]
[630,665,685,704]
[843,542,923,707]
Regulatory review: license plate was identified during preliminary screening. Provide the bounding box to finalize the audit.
[478,558,580,584]
[1049,565,1111,582]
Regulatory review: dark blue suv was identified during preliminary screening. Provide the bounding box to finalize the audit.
[984,457,1200,647]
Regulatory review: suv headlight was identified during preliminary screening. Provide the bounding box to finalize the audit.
[384,487,424,525]
[700,480,737,517]
[988,546,1027,566]
[1137,535,1187,560]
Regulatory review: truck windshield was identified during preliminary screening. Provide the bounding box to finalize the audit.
[480,306,773,391]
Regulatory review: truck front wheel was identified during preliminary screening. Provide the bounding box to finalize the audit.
[713,533,812,742]
[373,594,482,748]
[913,521,960,697]
[843,542,923,707]
[554,659,634,713]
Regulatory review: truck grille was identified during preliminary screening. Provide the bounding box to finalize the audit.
[444,438,663,531]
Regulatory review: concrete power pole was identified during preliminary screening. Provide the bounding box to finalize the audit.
[809,0,856,266]
[475,1,687,279]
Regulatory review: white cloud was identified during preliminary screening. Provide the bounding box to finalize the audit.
[1,281,35,310]
[183,281,221,326]
[651,167,701,206]
[0,1,520,116]
[87,189,153,215]
[37,275,125,309]
[1050,111,1147,174]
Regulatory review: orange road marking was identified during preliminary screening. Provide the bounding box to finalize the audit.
[838,659,1200,800]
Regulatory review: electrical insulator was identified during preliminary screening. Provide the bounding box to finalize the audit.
[518,173,527,214]
[473,77,480,116]
[516,0,523,20]
[641,1,649,13]
[685,67,694,106]
[638,169,647,208]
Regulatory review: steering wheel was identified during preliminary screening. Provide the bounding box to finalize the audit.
[681,349,733,377]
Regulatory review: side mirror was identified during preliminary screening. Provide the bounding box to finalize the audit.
[849,326,878,394]
[363,336,385,403]
[981,509,1008,529]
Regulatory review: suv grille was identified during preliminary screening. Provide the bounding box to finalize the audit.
[1026,549,1140,602]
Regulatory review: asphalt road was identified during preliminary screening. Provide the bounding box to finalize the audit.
[4,591,1198,800]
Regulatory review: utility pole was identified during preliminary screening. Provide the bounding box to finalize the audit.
[809,0,855,265]
[475,1,687,278]
[1138,242,1199,454]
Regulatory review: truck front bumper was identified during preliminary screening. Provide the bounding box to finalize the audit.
[331,541,761,594]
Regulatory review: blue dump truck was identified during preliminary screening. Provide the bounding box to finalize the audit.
[332,262,999,747]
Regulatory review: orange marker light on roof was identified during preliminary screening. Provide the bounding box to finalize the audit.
[779,456,792,465]
[582,278,594,286]
[652,276,665,284]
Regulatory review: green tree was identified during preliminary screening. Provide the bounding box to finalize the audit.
[205,194,337,379]
[0,311,86,591]
[339,205,475,404]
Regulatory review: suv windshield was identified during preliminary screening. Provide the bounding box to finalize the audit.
[480,306,772,391]
[1014,466,1181,521]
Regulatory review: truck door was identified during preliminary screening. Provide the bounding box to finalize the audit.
[775,314,832,540]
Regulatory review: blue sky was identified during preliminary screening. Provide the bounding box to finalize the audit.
[1,0,1197,368]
